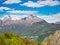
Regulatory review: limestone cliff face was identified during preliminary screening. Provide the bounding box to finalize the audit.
[41,30,60,45]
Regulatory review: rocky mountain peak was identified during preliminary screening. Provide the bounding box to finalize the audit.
[0,15,48,25]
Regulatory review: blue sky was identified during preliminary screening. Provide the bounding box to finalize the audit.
[0,0,60,23]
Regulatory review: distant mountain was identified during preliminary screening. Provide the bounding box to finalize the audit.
[21,15,48,25]
[0,15,48,25]
[0,15,60,42]
[55,21,60,24]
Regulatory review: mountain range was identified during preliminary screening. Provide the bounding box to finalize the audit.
[0,15,48,25]
[0,15,60,42]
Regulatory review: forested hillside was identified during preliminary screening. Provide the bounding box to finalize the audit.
[0,32,41,45]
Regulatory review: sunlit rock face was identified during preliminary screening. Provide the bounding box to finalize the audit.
[41,30,60,45]
[21,15,47,25]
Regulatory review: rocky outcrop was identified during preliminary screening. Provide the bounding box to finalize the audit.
[41,30,60,45]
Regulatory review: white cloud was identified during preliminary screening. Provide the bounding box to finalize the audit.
[20,0,60,7]
[7,10,38,15]
[0,7,12,11]
[20,1,44,7]
[38,13,60,23]
[4,0,21,4]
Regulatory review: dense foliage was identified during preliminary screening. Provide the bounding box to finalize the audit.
[0,32,41,45]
